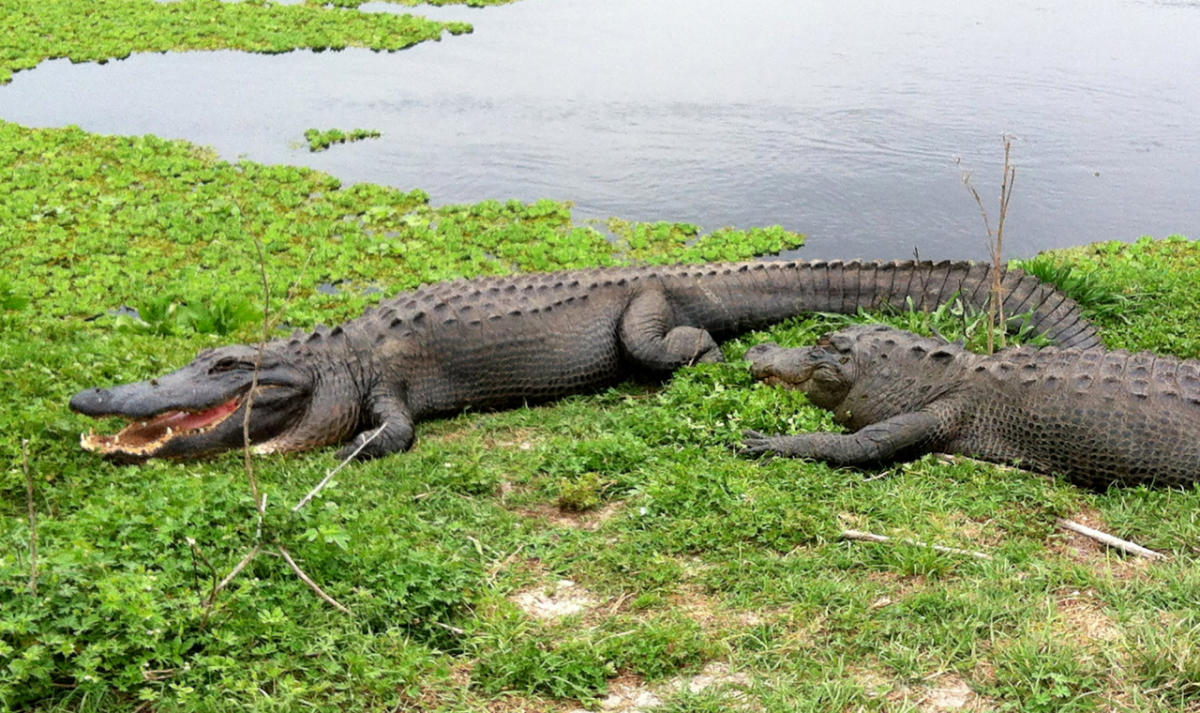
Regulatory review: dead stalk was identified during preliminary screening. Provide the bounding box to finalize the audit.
[841,528,993,561]
[216,236,357,617]
[278,545,352,614]
[1056,518,1167,561]
[186,536,220,609]
[207,544,262,608]
[293,421,389,512]
[22,439,38,595]
[241,236,273,509]
[959,136,1016,353]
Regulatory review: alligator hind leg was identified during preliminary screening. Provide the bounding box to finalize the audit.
[619,288,723,372]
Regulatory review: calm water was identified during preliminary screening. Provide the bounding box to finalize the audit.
[2,0,1199,259]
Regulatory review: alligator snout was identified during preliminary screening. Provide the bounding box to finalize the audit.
[744,342,786,379]
[70,387,114,416]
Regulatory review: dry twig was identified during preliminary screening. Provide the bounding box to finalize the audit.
[186,536,219,609]
[841,529,993,561]
[958,136,1017,353]
[207,544,263,608]
[293,422,389,512]
[1056,518,1167,561]
[278,545,352,614]
[22,439,38,595]
[241,235,274,509]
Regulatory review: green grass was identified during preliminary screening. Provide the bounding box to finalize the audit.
[3,16,1200,708]
[3,118,1200,712]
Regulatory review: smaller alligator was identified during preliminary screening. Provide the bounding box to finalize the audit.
[742,324,1200,489]
[70,259,1101,463]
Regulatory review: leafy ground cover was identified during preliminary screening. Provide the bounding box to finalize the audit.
[2,105,1200,713]
[2,117,1199,712]
[0,0,483,85]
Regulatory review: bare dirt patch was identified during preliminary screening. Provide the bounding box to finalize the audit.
[516,500,625,531]
[1055,589,1122,644]
[665,660,754,696]
[916,674,982,712]
[579,674,664,713]
[511,579,601,620]
[865,570,931,607]
[566,663,757,713]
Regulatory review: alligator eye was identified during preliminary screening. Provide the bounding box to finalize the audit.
[210,357,257,374]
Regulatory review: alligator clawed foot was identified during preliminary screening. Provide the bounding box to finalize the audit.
[739,429,779,460]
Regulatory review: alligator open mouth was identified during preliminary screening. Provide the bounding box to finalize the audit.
[80,395,244,458]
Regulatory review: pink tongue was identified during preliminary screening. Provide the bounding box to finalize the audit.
[147,398,241,431]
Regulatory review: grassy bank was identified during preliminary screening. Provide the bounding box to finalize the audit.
[2,118,1200,712]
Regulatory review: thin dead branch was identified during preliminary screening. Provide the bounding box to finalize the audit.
[241,235,273,509]
[293,422,389,512]
[22,439,38,595]
[841,529,993,561]
[958,136,1017,353]
[207,544,262,608]
[1056,518,1167,561]
[486,542,527,582]
[431,620,466,636]
[186,536,220,610]
[278,545,352,614]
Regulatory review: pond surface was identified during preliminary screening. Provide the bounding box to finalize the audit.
[3,0,1199,259]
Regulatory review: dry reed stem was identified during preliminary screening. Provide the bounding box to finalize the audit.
[278,545,352,614]
[207,544,263,608]
[959,136,1017,353]
[293,421,389,512]
[841,529,993,561]
[186,537,219,605]
[241,234,273,511]
[22,439,38,595]
[1056,518,1167,561]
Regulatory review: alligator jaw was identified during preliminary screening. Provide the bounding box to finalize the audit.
[80,395,245,460]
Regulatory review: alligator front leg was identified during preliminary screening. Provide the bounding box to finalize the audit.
[338,388,415,461]
[620,287,723,371]
[741,411,945,467]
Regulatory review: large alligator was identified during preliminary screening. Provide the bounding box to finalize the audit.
[742,324,1200,489]
[70,259,1102,463]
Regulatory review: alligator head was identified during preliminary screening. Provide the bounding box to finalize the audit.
[69,341,360,462]
[745,335,856,413]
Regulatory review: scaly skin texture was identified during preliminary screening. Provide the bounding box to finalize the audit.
[743,325,1200,489]
[70,259,1102,462]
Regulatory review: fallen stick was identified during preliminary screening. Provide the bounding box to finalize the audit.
[293,421,389,512]
[22,439,38,595]
[841,529,993,561]
[1055,518,1167,561]
[278,545,352,614]
[208,544,262,607]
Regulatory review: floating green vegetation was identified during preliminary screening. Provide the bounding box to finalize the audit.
[0,0,475,85]
[304,127,382,152]
[2,116,1200,712]
[315,0,519,7]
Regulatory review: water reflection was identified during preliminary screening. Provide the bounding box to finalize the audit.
[2,0,1197,259]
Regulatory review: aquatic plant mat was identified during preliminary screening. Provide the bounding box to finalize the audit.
[0,0,504,85]
[2,118,1200,711]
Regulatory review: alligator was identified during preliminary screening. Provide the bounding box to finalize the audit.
[742,324,1200,489]
[70,259,1102,463]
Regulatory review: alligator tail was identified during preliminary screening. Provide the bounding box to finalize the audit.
[706,259,1101,349]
